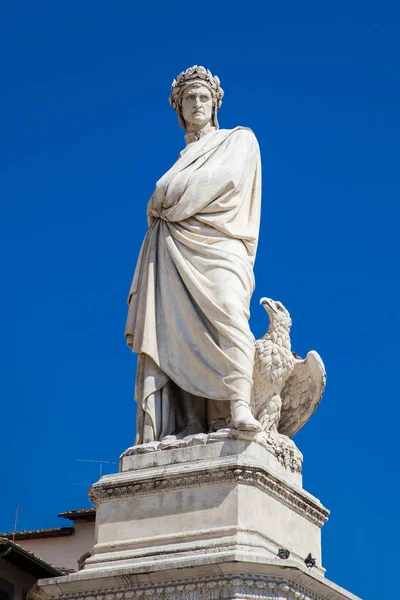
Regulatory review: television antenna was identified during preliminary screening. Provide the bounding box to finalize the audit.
[69,458,117,485]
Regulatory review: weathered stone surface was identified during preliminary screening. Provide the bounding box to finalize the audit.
[29,442,358,600]
[120,430,304,480]
[31,561,360,600]
[82,440,327,576]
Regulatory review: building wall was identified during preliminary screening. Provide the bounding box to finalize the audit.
[0,560,36,600]
[17,521,94,571]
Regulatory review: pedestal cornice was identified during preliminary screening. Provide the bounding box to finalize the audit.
[90,464,329,528]
[30,561,361,600]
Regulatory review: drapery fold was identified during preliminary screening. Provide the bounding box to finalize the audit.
[125,127,262,443]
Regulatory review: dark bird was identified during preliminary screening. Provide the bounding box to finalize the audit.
[304,553,317,568]
[277,548,290,559]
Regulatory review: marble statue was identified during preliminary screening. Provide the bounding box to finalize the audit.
[125,65,262,442]
[125,66,325,452]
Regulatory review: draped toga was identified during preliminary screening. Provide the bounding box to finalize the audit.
[125,127,262,444]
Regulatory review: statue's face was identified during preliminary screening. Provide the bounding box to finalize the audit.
[181,84,213,129]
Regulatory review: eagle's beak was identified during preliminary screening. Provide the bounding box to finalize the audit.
[260,297,278,313]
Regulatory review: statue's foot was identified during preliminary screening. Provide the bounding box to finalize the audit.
[231,401,261,432]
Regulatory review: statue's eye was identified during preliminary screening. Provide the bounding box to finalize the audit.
[201,95,209,101]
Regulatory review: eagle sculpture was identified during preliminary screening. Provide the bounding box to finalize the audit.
[252,298,326,438]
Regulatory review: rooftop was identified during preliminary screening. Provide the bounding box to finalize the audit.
[0,537,64,577]
[0,527,74,541]
[58,508,96,522]
[0,507,95,541]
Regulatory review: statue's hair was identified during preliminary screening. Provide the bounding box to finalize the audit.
[169,65,224,130]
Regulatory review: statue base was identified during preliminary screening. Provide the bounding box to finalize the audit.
[31,435,360,600]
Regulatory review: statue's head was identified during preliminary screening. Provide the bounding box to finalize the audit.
[169,66,224,130]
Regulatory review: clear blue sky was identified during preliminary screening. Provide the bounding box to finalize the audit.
[1,2,399,597]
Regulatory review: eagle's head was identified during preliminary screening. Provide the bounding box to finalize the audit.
[260,297,292,332]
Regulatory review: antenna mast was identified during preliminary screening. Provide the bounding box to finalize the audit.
[12,503,19,543]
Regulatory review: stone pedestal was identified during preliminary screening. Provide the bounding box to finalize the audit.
[30,433,360,600]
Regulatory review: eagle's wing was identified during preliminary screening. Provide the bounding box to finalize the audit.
[278,350,326,438]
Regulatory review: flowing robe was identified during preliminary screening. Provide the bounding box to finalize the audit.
[125,127,262,444]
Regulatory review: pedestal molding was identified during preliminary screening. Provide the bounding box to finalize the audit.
[90,466,328,527]
[31,573,326,600]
